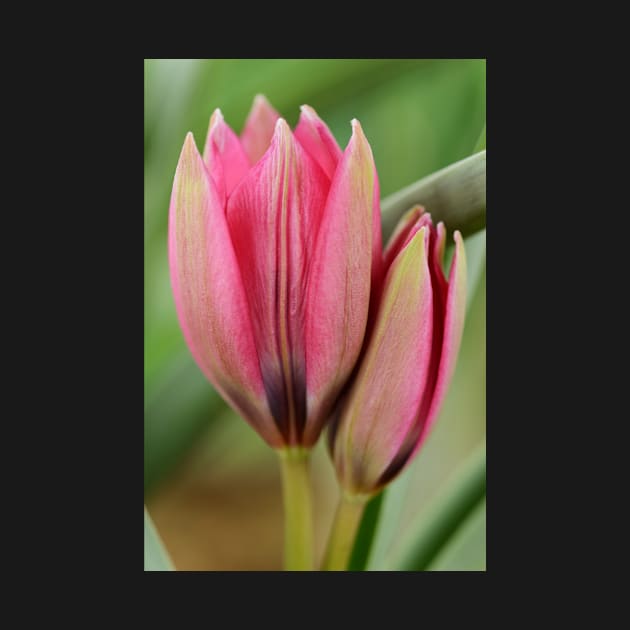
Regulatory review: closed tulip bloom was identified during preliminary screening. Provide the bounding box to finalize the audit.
[328,206,467,497]
[168,96,382,450]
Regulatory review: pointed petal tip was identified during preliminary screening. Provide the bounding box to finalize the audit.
[299,103,317,117]
[242,96,282,164]
[175,132,208,191]
[405,224,428,256]
[207,110,224,145]
[248,94,277,119]
[409,206,432,228]
[350,118,363,133]
[294,105,343,179]
[181,132,199,157]
[349,118,372,155]
[450,229,467,283]
[253,93,271,107]
[209,107,224,127]
[273,117,291,138]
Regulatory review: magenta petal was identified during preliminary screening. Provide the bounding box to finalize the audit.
[203,109,250,202]
[294,105,342,180]
[304,120,382,445]
[240,94,280,165]
[416,230,467,446]
[168,133,282,447]
[227,119,329,444]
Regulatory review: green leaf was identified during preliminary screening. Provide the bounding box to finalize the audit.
[380,150,486,242]
[144,507,174,571]
[347,491,384,570]
[363,464,415,570]
[427,498,486,571]
[385,439,485,570]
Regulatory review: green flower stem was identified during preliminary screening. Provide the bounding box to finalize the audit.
[322,493,370,571]
[277,448,314,571]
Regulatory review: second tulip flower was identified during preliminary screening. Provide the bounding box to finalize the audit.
[328,206,467,496]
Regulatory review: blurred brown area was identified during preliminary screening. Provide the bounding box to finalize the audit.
[147,431,339,571]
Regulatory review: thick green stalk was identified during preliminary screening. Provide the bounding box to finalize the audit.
[380,150,486,241]
[277,448,314,571]
[322,493,370,570]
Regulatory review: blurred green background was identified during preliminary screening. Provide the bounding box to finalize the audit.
[144,59,486,570]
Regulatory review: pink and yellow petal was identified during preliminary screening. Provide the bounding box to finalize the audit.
[303,120,381,444]
[240,94,280,165]
[294,105,342,180]
[332,227,434,494]
[168,133,282,446]
[227,119,329,444]
[203,109,250,202]
[416,230,467,449]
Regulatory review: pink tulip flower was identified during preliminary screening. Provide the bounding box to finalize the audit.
[328,206,467,496]
[168,96,382,449]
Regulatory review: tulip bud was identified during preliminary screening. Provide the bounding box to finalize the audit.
[329,207,467,495]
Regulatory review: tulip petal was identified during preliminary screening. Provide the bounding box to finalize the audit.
[383,228,466,474]
[227,119,329,444]
[203,109,250,202]
[240,94,280,165]
[373,223,446,486]
[419,229,467,442]
[294,105,342,180]
[303,120,382,445]
[376,220,451,485]
[168,133,282,446]
[332,227,434,494]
